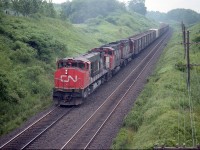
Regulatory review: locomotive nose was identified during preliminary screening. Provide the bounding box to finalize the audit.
[54,67,88,90]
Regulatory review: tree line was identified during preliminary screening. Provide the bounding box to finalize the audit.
[1,0,199,26]
[0,0,147,23]
[60,0,147,23]
[0,0,56,17]
[147,8,200,25]
[167,9,200,25]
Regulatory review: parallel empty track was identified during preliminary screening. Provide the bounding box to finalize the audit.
[60,30,172,149]
[0,106,73,149]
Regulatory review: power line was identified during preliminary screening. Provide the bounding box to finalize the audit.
[181,22,200,147]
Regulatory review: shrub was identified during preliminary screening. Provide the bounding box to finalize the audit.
[98,38,107,44]
[85,18,103,26]
[23,66,44,80]
[112,128,130,149]
[175,61,186,72]
[106,16,117,25]
[124,111,144,131]
[10,47,36,63]
[0,73,9,101]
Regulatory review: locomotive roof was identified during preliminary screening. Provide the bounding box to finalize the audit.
[102,41,120,47]
[96,46,115,51]
[60,52,100,63]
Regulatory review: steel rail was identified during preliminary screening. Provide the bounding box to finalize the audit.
[84,31,171,149]
[0,106,74,149]
[21,107,74,149]
[60,31,171,150]
[0,106,58,149]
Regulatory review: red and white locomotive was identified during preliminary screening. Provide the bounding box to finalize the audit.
[53,24,169,105]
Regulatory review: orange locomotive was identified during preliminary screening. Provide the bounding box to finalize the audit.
[53,24,169,106]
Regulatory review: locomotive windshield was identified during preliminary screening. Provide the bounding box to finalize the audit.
[107,50,113,55]
[58,61,87,70]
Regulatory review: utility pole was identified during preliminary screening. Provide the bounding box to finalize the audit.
[186,30,190,89]
[182,22,191,89]
[155,23,200,150]
[182,22,186,59]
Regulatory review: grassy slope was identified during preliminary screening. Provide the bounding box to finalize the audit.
[112,23,200,149]
[76,12,157,45]
[0,12,156,136]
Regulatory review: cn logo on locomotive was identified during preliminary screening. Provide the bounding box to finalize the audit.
[60,75,78,83]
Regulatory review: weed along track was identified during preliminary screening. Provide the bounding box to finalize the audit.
[60,30,172,149]
[0,29,172,149]
[0,106,74,149]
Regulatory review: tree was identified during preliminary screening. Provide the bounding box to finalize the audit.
[167,9,200,25]
[46,0,56,18]
[60,0,73,20]
[0,1,3,10]
[9,0,56,18]
[60,0,125,23]
[0,73,9,101]
[146,11,168,22]
[128,0,147,16]
[11,0,20,15]
[3,0,10,9]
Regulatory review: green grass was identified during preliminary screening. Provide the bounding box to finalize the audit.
[112,23,200,149]
[0,11,157,136]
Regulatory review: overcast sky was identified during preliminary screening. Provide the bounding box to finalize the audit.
[52,0,200,13]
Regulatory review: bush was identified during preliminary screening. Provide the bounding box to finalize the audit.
[106,16,117,25]
[85,18,103,26]
[112,128,130,149]
[10,47,36,63]
[0,72,19,103]
[0,73,9,101]
[175,61,186,72]
[27,33,66,63]
[124,111,143,131]
[23,66,44,80]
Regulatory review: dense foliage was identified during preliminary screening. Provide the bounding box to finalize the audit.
[60,0,126,23]
[0,7,156,136]
[146,11,168,22]
[167,9,200,25]
[0,0,56,17]
[0,14,70,135]
[112,23,200,149]
[147,9,200,25]
[128,0,147,16]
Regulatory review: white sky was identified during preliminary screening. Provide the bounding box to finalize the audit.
[52,0,200,13]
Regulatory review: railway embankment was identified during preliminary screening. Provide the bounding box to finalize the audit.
[112,24,200,149]
[0,11,156,136]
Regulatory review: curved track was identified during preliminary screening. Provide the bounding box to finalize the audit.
[0,106,73,149]
[60,30,172,149]
[0,29,172,150]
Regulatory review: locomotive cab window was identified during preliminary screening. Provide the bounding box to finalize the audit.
[58,62,63,69]
[78,62,85,70]
[72,62,78,67]
[71,61,86,70]
[108,50,113,55]
[57,61,71,68]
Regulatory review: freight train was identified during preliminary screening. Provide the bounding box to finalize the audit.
[53,24,169,106]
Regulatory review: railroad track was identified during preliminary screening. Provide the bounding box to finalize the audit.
[0,106,73,149]
[60,30,172,149]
